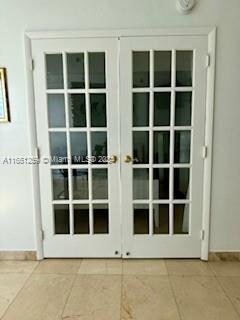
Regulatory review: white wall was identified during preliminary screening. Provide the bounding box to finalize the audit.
[0,0,240,252]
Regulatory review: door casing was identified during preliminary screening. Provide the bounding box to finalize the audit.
[24,27,216,260]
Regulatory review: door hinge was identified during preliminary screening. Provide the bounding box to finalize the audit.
[205,54,210,68]
[200,229,205,240]
[202,145,208,159]
[35,147,40,159]
[30,58,35,71]
[41,230,45,240]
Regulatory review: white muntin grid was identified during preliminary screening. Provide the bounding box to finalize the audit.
[45,51,110,236]
[131,49,195,236]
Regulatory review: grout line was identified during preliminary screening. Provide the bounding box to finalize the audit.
[215,275,240,320]
[167,276,183,320]
[61,273,78,319]
[120,262,124,320]
[165,259,183,320]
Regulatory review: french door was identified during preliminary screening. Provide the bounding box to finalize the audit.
[32,34,208,258]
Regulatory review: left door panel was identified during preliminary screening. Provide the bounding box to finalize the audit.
[32,38,121,257]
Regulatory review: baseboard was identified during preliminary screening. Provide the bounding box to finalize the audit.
[0,251,37,261]
[209,252,240,261]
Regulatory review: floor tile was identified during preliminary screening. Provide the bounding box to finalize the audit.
[62,275,121,320]
[121,275,180,320]
[122,259,167,275]
[170,275,239,320]
[34,259,81,274]
[209,262,240,276]
[0,261,38,273]
[218,276,240,316]
[78,259,122,275]
[165,259,214,276]
[2,274,75,320]
[0,273,29,318]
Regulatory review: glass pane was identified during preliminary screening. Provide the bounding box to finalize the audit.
[174,131,191,163]
[92,169,108,199]
[50,132,68,164]
[153,204,169,234]
[174,204,189,234]
[175,92,192,126]
[74,204,89,234]
[90,94,106,127]
[48,94,65,128]
[133,52,149,88]
[154,131,170,163]
[174,168,190,199]
[134,204,149,234]
[46,54,63,89]
[72,169,88,200]
[89,52,106,88]
[67,53,85,89]
[52,169,69,200]
[133,169,149,199]
[154,51,171,87]
[133,93,149,127]
[54,204,70,234]
[153,168,169,199]
[176,51,193,86]
[69,94,86,127]
[91,132,108,163]
[154,92,171,126]
[70,132,87,164]
[93,204,109,234]
[133,131,149,164]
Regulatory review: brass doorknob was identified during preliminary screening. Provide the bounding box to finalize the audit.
[109,155,117,164]
[124,155,132,163]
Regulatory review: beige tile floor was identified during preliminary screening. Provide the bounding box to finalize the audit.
[0,259,240,320]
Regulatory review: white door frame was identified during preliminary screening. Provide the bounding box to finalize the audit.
[24,27,216,260]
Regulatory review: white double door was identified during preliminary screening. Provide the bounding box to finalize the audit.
[33,35,207,258]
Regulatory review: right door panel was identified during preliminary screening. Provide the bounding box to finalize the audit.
[120,36,208,258]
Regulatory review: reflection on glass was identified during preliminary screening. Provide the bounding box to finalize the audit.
[153,204,169,234]
[72,169,88,199]
[48,94,65,128]
[153,168,169,199]
[174,131,191,163]
[174,168,190,199]
[91,132,108,163]
[133,52,149,88]
[92,169,108,199]
[133,169,149,199]
[174,204,189,234]
[133,131,149,164]
[134,204,149,234]
[133,93,149,127]
[70,132,87,164]
[54,204,70,234]
[175,92,192,126]
[154,92,171,126]
[69,94,86,127]
[74,204,89,234]
[50,132,68,164]
[176,51,193,86]
[154,51,171,87]
[67,53,85,89]
[93,204,109,234]
[89,52,106,88]
[46,54,63,89]
[154,131,170,163]
[52,169,69,200]
[90,94,106,127]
